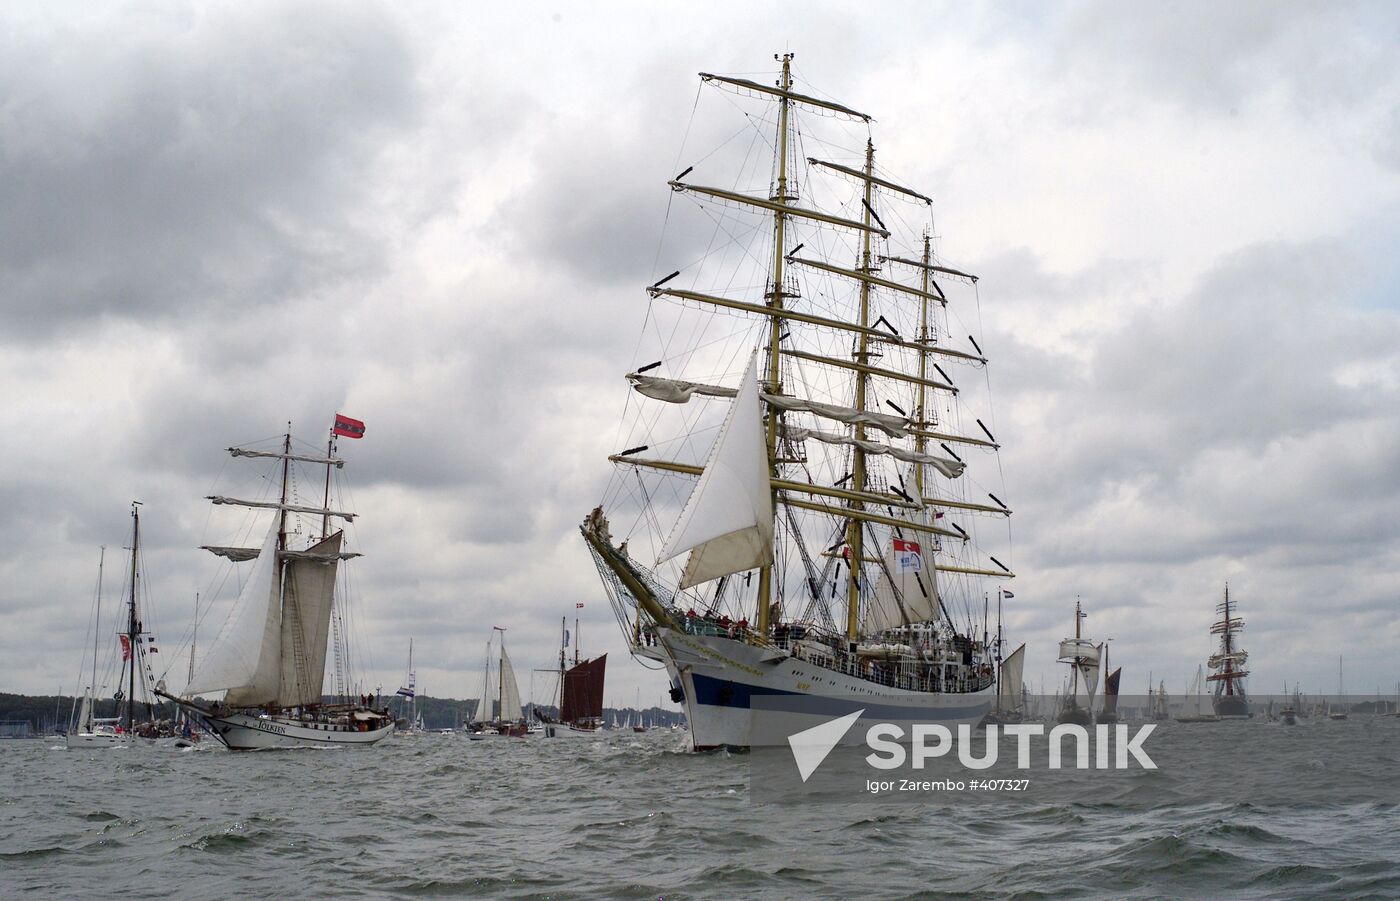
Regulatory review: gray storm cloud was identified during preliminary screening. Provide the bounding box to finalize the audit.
[2,1,1398,705]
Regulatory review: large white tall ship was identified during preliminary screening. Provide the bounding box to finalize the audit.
[159,424,393,749]
[582,55,1016,750]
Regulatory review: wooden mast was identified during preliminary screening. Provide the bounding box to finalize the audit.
[844,138,877,644]
[914,234,932,499]
[755,52,794,640]
[126,502,141,730]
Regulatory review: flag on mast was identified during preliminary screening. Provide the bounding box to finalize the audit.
[333,413,366,439]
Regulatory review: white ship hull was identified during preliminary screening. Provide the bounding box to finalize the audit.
[644,627,995,750]
[198,710,393,750]
[65,731,130,749]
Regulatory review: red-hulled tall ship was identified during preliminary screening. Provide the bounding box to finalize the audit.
[1207,584,1251,718]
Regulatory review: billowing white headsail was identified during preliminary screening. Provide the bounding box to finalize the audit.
[186,519,282,705]
[656,352,774,588]
[498,646,523,722]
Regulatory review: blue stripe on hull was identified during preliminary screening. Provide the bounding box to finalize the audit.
[689,672,991,722]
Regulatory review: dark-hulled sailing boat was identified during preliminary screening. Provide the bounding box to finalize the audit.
[1208,585,1250,718]
[541,614,607,739]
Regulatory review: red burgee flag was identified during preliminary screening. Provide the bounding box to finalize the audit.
[333,413,366,439]
[119,635,132,661]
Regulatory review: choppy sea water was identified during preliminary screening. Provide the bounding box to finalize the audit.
[3,718,1400,899]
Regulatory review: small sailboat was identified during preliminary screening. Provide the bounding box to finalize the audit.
[395,639,420,735]
[982,643,1025,725]
[1056,602,1098,725]
[1150,679,1171,722]
[69,547,126,749]
[468,627,528,738]
[1328,656,1349,720]
[631,687,648,733]
[70,505,180,747]
[159,424,394,749]
[1279,682,1298,725]
[1175,664,1220,722]
[1099,657,1122,725]
[541,615,607,739]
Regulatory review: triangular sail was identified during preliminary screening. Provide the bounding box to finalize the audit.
[655,352,774,588]
[1102,667,1121,715]
[278,531,343,707]
[77,692,93,734]
[999,644,1025,711]
[187,519,282,705]
[499,646,522,722]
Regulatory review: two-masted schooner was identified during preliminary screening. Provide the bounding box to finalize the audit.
[158,422,393,749]
[582,55,1015,750]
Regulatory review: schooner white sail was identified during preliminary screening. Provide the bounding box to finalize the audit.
[581,55,1014,750]
[158,426,393,749]
[468,627,529,739]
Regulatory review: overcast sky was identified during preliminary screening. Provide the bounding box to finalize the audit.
[3,1,1398,707]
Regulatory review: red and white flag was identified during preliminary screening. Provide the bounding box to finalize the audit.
[119,635,132,661]
[333,413,366,439]
[893,538,923,573]
[575,602,585,609]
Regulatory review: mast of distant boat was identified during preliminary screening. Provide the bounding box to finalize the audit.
[125,502,142,731]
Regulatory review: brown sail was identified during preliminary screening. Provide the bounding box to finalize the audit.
[560,654,607,725]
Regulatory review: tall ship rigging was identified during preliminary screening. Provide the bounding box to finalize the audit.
[159,418,394,749]
[1055,602,1098,726]
[1207,584,1250,718]
[582,55,1016,750]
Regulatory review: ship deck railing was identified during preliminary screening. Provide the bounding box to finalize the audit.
[663,611,993,695]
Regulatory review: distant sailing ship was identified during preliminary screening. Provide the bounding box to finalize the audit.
[582,54,1012,750]
[468,627,528,739]
[1207,585,1250,718]
[1149,679,1171,721]
[1056,602,1098,725]
[395,639,421,735]
[541,614,607,738]
[1099,642,1122,725]
[983,643,1025,725]
[1328,656,1349,720]
[160,422,394,749]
